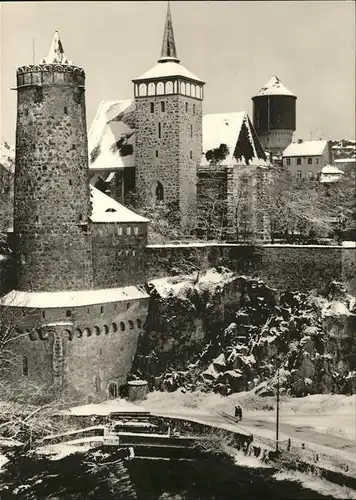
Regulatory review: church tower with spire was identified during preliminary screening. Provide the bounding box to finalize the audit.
[14,31,93,291]
[133,2,205,223]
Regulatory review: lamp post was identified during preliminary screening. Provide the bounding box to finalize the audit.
[276,366,280,453]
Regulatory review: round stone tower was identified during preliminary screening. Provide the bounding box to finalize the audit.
[14,32,93,292]
[252,76,296,156]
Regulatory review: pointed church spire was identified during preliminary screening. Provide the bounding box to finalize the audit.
[40,31,72,65]
[159,2,180,63]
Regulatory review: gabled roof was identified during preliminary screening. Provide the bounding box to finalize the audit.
[133,61,204,83]
[90,185,149,223]
[283,140,328,157]
[200,112,269,167]
[253,76,296,98]
[88,100,135,171]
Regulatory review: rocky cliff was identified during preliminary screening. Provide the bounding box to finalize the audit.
[131,269,356,396]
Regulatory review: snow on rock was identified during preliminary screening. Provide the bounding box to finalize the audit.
[149,268,235,299]
[0,142,15,173]
[132,274,356,397]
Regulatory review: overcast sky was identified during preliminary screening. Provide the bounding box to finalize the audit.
[1,1,355,144]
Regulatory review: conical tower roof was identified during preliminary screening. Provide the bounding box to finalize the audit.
[40,31,72,65]
[253,76,296,98]
[133,2,204,84]
[159,1,179,63]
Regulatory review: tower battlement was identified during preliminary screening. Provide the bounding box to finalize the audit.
[16,64,85,88]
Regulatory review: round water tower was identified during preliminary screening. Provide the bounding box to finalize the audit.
[252,76,296,156]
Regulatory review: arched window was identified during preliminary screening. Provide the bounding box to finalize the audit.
[186,83,191,96]
[155,181,164,203]
[95,375,101,392]
[137,319,142,328]
[83,328,91,337]
[74,328,82,338]
[139,83,147,96]
[191,85,196,98]
[22,356,28,377]
[196,86,201,99]
[181,82,186,95]
[128,320,134,330]
[120,322,126,331]
[166,81,173,94]
[65,329,73,341]
[148,82,155,96]
[103,325,109,334]
[112,322,118,333]
[157,82,164,95]
[173,81,178,93]
[94,326,100,335]
[108,382,118,399]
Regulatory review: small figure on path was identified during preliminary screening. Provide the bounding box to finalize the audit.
[234,405,242,421]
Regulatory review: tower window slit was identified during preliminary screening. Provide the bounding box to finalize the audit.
[64,106,68,115]
[150,103,154,113]
[158,122,162,139]
[185,102,188,112]
[161,101,165,112]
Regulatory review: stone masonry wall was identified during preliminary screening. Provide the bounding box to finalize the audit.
[145,244,356,294]
[92,222,147,289]
[7,295,149,402]
[134,93,202,218]
[14,65,93,291]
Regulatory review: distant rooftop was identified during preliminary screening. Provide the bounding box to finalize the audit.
[283,140,328,157]
[253,76,296,98]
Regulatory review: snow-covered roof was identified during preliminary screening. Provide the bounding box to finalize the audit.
[321,165,344,175]
[253,76,296,98]
[90,185,149,223]
[89,100,135,171]
[201,112,269,167]
[0,285,149,309]
[320,165,344,184]
[334,158,356,164]
[283,140,328,157]
[0,142,15,173]
[133,61,204,83]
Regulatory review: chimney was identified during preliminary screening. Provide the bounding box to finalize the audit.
[298,139,303,144]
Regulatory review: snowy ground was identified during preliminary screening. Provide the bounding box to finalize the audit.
[137,391,356,468]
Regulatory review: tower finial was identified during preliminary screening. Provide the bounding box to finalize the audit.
[40,31,72,65]
[159,1,180,63]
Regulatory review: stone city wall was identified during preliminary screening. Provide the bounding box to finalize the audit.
[6,295,149,402]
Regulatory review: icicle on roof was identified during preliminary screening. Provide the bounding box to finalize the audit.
[253,75,296,98]
[159,1,180,63]
[39,31,72,65]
